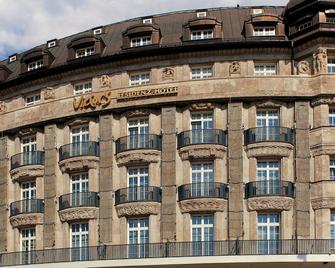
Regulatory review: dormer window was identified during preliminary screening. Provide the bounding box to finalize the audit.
[197,11,207,18]
[47,40,57,48]
[74,81,92,95]
[93,27,102,35]
[298,21,312,31]
[253,26,275,36]
[253,9,263,14]
[327,17,335,24]
[191,29,213,40]
[75,46,95,58]
[142,18,152,24]
[130,36,152,47]
[9,54,17,63]
[27,60,43,71]
[25,93,41,106]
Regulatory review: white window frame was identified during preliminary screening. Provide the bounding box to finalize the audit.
[256,109,280,127]
[9,55,17,62]
[47,40,56,48]
[330,107,335,126]
[74,81,92,95]
[331,211,335,249]
[197,11,207,18]
[21,136,37,152]
[75,46,95,58]
[142,18,152,24]
[257,213,280,254]
[70,222,89,261]
[191,29,213,40]
[128,218,149,258]
[93,28,102,35]
[191,214,214,255]
[129,72,150,86]
[191,66,213,80]
[20,228,36,263]
[71,173,89,193]
[25,93,41,106]
[330,159,335,180]
[253,26,276,36]
[191,112,213,130]
[327,17,335,23]
[21,181,36,200]
[257,160,280,181]
[130,36,152,47]
[328,57,335,73]
[71,125,89,143]
[254,63,277,76]
[253,9,263,14]
[27,60,43,71]
[298,21,312,31]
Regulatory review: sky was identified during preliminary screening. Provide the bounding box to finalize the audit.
[0,0,288,61]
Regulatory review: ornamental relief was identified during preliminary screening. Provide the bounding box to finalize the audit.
[44,87,55,100]
[99,74,112,88]
[245,142,293,158]
[179,144,226,160]
[121,108,156,118]
[116,150,160,167]
[18,127,39,137]
[247,196,294,211]
[229,61,241,75]
[313,48,327,74]
[311,97,335,107]
[59,156,99,173]
[179,198,227,213]
[311,198,335,210]
[116,202,160,217]
[10,213,43,228]
[310,144,335,156]
[297,60,311,75]
[253,99,286,108]
[162,67,174,81]
[186,102,223,111]
[10,165,44,182]
[0,101,6,113]
[58,207,98,222]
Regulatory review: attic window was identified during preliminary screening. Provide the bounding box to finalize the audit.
[327,17,335,23]
[298,21,312,31]
[143,18,152,24]
[9,55,17,63]
[93,28,102,35]
[253,9,263,14]
[197,11,207,18]
[75,46,95,58]
[27,60,43,71]
[47,40,57,48]
[253,26,275,36]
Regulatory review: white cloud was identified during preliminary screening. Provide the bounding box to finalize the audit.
[0,0,288,61]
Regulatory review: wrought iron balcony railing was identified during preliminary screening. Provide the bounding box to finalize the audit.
[245,180,294,198]
[10,151,45,170]
[59,141,99,161]
[178,182,228,201]
[115,134,162,154]
[10,199,44,217]
[115,186,161,205]
[59,192,99,211]
[244,127,294,145]
[177,129,226,148]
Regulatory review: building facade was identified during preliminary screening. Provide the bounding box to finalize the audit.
[0,0,335,267]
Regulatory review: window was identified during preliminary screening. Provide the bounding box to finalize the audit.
[128,118,149,148]
[191,112,213,143]
[129,72,150,86]
[328,57,335,73]
[330,108,335,126]
[9,54,17,63]
[330,159,335,180]
[21,181,36,200]
[257,213,280,254]
[128,167,149,201]
[71,125,89,155]
[47,40,56,48]
[331,211,335,249]
[191,66,213,79]
[257,160,280,195]
[256,110,279,127]
[71,223,89,261]
[298,21,312,31]
[197,12,207,18]
[25,94,41,106]
[75,46,94,58]
[191,29,213,40]
[327,17,335,24]
[93,28,102,35]
[27,60,43,71]
[253,26,275,36]
[142,18,152,24]
[130,36,152,47]
[22,136,37,152]
[20,228,36,264]
[191,215,214,256]
[254,63,276,76]
[128,218,149,258]
[71,173,89,206]
[253,9,263,14]
[191,162,214,196]
[74,82,92,95]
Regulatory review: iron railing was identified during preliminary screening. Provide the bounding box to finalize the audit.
[59,192,99,211]
[59,141,99,161]
[10,199,44,217]
[177,129,226,148]
[2,240,335,266]
[10,151,45,170]
[245,180,295,198]
[244,127,294,145]
[178,182,228,201]
[115,186,161,205]
[115,134,162,153]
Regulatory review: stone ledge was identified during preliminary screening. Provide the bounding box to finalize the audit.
[179,144,226,160]
[10,165,44,182]
[310,144,335,156]
[116,150,160,166]
[247,196,294,211]
[58,207,99,222]
[245,142,293,158]
[178,198,227,213]
[312,198,335,210]
[10,213,43,228]
[115,202,160,217]
[59,156,99,173]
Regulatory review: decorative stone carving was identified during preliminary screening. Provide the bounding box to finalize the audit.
[116,150,160,166]
[66,118,91,127]
[245,142,293,158]
[179,144,226,160]
[121,109,154,118]
[0,101,7,113]
[179,198,227,213]
[297,60,311,75]
[311,97,335,107]
[59,156,99,173]
[310,144,335,156]
[189,103,215,111]
[59,207,98,222]
[10,213,43,228]
[254,99,285,108]
[10,165,44,182]
[311,198,335,210]
[313,48,327,74]
[229,61,241,75]
[44,87,55,100]
[100,74,112,88]
[18,127,38,137]
[162,67,174,81]
[116,202,160,217]
[247,196,294,211]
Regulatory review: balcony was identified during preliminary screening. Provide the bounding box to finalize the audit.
[115,134,162,166]
[115,186,161,217]
[58,141,99,172]
[177,182,228,213]
[58,192,99,222]
[244,127,294,158]
[177,129,226,160]
[10,151,45,182]
[9,199,44,228]
[245,180,295,211]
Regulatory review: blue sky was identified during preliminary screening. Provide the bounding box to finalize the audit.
[0,0,288,61]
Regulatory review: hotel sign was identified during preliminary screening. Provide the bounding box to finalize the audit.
[73,86,178,111]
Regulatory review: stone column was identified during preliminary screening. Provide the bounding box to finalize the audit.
[0,137,8,251]
[227,102,244,240]
[161,106,176,242]
[98,114,114,244]
[43,124,57,248]
[295,101,311,239]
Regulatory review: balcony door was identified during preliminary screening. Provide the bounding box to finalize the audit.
[257,160,280,195]
[21,136,37,165]
[256,110,279,141]
[71,223,89,261]
[21,181,36,213]
[20,228,36,264]
[191,215,214,256]
[71,173,88,206]
[128,218,149,258]
[70,125,89,155]
[128,118,149,149]
[128,167,148,201]
[257,213,280,254]
[191,162,214,197]
[191,112,213,144]
[331,211,335,250]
